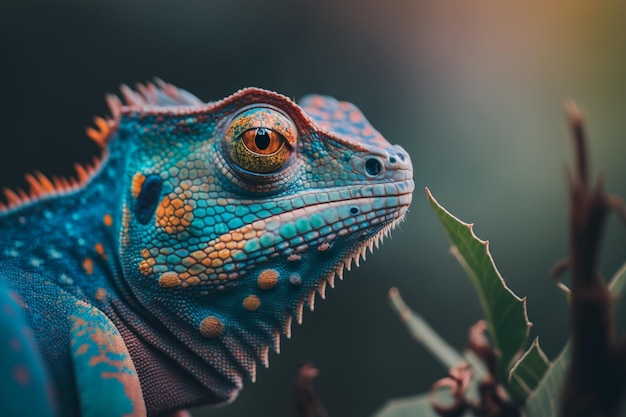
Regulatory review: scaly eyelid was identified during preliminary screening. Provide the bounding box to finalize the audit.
[226,105,298,148]
[222,105,299,175]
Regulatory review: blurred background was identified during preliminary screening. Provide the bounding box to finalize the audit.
[1,1,625,416]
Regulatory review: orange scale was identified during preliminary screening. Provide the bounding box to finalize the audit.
[171,198,184,209]
[190,251,206,262]
[130,173,146,199]
[186,277,201,285]
[138,261,152,276]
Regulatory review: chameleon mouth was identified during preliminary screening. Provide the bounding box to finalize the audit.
[142,180,413,387]
[277,180,414,336]
[148,179,414,293]
[286,210,409,330]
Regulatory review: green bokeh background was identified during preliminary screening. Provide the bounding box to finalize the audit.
[1,1,625,416]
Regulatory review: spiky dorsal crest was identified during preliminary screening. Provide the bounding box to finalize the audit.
[0,79,202,212]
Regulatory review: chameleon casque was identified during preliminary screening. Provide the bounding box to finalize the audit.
[0,80,414,416]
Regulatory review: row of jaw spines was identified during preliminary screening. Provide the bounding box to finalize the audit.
[281,221,396,339]
[224,220,401,384]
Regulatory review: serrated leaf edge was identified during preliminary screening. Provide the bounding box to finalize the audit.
[525,343,570,416]
[425,187,532,366]
[508,337,550,398]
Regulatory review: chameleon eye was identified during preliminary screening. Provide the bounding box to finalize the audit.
[240,128,284,155]
[224,106,297,175]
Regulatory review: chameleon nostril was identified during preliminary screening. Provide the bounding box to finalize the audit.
[365,158,382,176]
[389,156,397,164]
[349,207,359,215]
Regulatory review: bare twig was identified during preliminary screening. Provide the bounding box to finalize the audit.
[467,321,498,379]
[431,362,471,417]
[550,257,570,279]
[566,101,589,187]
[467,322,519,417]
[294,362,327,417]
[559,101,626,417]
[429,321,519,417]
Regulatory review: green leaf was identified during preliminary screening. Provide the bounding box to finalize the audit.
[525,262,626,415]
[386,289,488,413]
[388,287,464,370]
[524,343,570,417]
[426,188,531,383]
[507,337,550,403]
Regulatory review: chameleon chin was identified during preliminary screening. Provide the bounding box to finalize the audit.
[0,80,414,417]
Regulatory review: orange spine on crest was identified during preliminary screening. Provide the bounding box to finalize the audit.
[16,188,29,200]
[85,117,112,148]
[106,94,122,120]
[74,164,90,183]
[0,80,196,212]
[35,172,56,192]
[24,174,46,196]
[52,177,66,190]
[3,188,23,206]
[120,84,145,107]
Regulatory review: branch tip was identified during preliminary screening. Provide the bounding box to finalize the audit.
[560,101,626,417]
[550,258,570,279]
[565,100,583,127]
[565,100,589,186]
[607,194,626,225]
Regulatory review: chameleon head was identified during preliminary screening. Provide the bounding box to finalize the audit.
[117,85,413,396]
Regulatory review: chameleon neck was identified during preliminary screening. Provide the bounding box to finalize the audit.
[0,139,227,414]
[105,299,235,415]
[0,142,128,306]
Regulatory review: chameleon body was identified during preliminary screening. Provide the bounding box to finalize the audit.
[0,81,414,416]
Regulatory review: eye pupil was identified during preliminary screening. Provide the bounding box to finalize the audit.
[225,106,298,175]
[255,128,271,150]
[241,127,284,155]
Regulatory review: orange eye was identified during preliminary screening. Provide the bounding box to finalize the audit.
[240,128,285,155]
[223,106,298,175]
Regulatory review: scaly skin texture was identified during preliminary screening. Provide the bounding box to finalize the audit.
[0,81,414,417]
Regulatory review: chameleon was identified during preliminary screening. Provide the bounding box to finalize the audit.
[0,80,414,417]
